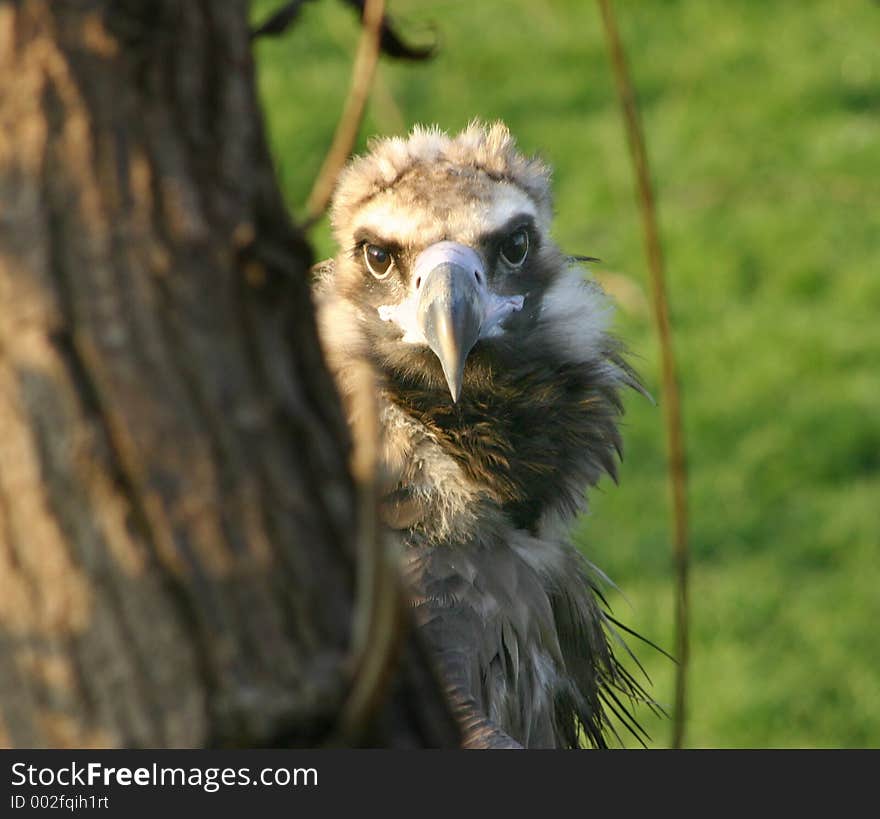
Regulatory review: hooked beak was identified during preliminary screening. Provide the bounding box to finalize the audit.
[417,261,483,403]
[378,241,524,402]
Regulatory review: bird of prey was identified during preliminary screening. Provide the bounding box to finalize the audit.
[314,121,651,748]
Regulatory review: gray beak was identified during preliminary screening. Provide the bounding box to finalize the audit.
[378,240,522,402]
[417,262,483,403]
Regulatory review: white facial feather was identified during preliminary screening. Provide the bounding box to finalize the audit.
[331,121,553,251]
[485,186,543,235]
[351,182,542,251]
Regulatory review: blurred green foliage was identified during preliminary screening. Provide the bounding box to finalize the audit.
[252,0,880,747]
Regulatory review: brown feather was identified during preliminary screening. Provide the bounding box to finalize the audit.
[315,123,656,747]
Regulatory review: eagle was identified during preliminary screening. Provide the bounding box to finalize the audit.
[313,121,651,748]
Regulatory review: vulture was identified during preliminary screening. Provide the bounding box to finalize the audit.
[314,121,651,748]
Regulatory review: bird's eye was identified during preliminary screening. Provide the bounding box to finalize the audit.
[364,244,393,279]
[500,228,529,266]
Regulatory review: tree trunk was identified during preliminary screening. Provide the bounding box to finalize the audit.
[0,0,458,749]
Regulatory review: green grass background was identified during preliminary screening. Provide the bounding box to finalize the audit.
[252,0,880,747]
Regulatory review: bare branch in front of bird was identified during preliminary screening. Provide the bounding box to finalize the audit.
[303,0,386,228]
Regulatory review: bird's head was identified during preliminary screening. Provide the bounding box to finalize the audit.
[322,121,590,403]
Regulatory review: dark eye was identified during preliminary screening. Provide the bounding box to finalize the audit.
[364,244,393,279]
[500,228,529,266]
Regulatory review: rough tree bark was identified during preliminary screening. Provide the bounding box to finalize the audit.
[0,0,458,748]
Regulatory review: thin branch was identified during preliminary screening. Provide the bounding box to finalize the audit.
[333,357,406,743]
[597,0,691,749]
[303,0,386,227]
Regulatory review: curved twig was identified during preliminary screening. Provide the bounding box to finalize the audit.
[304,0,386,227]
[250,0,314,39]
[597,0,691,749]
[340,0,436,61]
[333,357,406,743]
[252,0,435,60]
